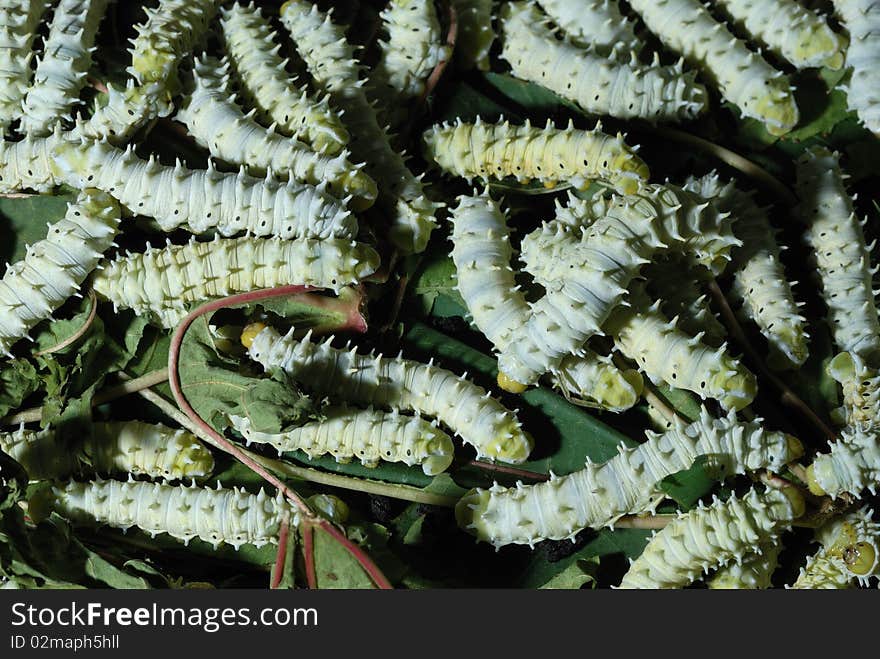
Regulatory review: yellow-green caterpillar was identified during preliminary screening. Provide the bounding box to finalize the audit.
[833,0,880,134]
[792,507,879,588]
[0,421,214,481]
[707,539,782,589]
[230,407,454,476]
[828,352,880,427]
[219,2,349,154]
[245,323,534,464]
[32,479,291,550]
[456,409,802,548]
[91,236,379,329]
[0,189,119,356]
[628,0,799,135]
[500,2,707,122]
[807,426,880,499]
[619,487,804,588]
[177,56,377,208]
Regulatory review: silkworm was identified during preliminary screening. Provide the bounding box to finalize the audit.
[618,487,804,588]
[0,421,214,480]
[807,426,880,499]
[449,0,493,70]
[627,0,799,135]
[219,2,349,154]
[0,189,120,356]
[456,408,802,547]
[422,117,650,195]
[535,0,641,56]
[827,352,880,427]
[230,406,455,476]
[706,539,782,589]
[90,235,379,328]
[833,0,880,134]
[795,146,880,365]
[0,0,46,133]
[177,56,377,208]
[70,80,166,144]
[34,478,291,550]
[280,0,440,254]
[244,323,533,464]
[500,2,707,122]
[792,507,879,588]
[20,0,109,136]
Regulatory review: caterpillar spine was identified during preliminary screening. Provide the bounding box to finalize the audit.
[828,352,880,426]
[535,0,641,56]
[833,0,880,134]
[70,80,165,143]
[707,539,782,589]
[792,507,879,588]
[0,0,46,133]
[807,426,880,499]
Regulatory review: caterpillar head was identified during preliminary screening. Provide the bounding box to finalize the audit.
[418,425,455,476]
[241,322,268,349]
[750,79,799,136]
[164,431,215,480]
[828,352,857,383]
[712,366,757,412]
[792,25,846,71]
[595,368,643,411]
[455,487,492,539]
[497,371,528,394]
[844,541,878,577]
[308,494,350,525]
[480,421,534,464]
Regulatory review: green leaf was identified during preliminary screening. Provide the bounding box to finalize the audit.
[538,558,599,589]
[0,193,76,268]
[410,253,463,315]
[0,359,40,419]
[658,457,715,509]
[309,526,377,589]
[482,72,584,117]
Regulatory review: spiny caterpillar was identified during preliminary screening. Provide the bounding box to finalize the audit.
[0,421,214,481]
[219,2,349,154]
[828,352,880,426]
[833,0,880,134]
[422,117,650,195]
[500,2,707,122]
[0,189,119,356]
[792,507,879,588]
[449,192,643,410]
[0,133,62,193]
[707,539,782,589]
[685,173,808,369]
[795,146,880,366]
[280,0,440,254]
[70,80,166,144]
[618,487,804,589]
[51,135,356,240]
[0,0,46,133]
[32,479,291,550]
[806,426,880,499]
[90,235,379,329]
[244,324,534,464]
[711,0,845,70]
[627,0,799,135]
[230,407,455,476]
[535,0,641,56]
[456,409,802,547]
[19,0,109,136]
[449,0,493,70]
[371,0,451,112]
[177,56,377,208]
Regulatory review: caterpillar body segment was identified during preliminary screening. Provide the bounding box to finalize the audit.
[501,2,707,122]
[230,407,455,476]
[711,0,845,70]
[793,507,880,588]
[423,117,649,196]
[0,133,62,193]
[70,80,166,144]
[177,56,377,207]
[91,236,379,329]
[795,147,880,365]
[20,0,110,136]
[280,0,439,254]
[828,352,880,426]
[456,409,802,547]
[627,0,799,135]
[619,487,803,588]
[807,426,880,499]
[0,421,214,480]
[0,0,47,133]
[34,479,291,550]
[246,324,533,464]
[833,0,880,134]
[0,189,119,356]
[535,0,641,56]
[707,539,782,589]
[219,2,349,154]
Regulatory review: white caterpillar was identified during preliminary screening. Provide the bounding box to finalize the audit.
[796,146,880,366]
[792,507,879,588]
[230,407,455,476]
[686,173,808,369]
[280,0,440,254]
[711,0,845,70]
[833,0,880,134]
[244,324,534,464]
[0,421,214,481]
[19,0,108,136]
[0,133,62,193]
[70,80,167,144]
[828,352,880,426]
[706,539,782,589]
[219,2,349,154]
[496,184,739,388]
[535,0,641,56]
[456,408,802,547]
[51,135,356,240]
[627,0,799,135]
[0,189,119,356]
[449,192,643,410]
[177,56,377,208]
[619,487,804,589]
[423,117,649,195]
[807,426,880,499]
[90,236,379,329]
[500,2,707,122]
[0,0,46,133]
[34,479,291,550]
[449,0,494,70]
